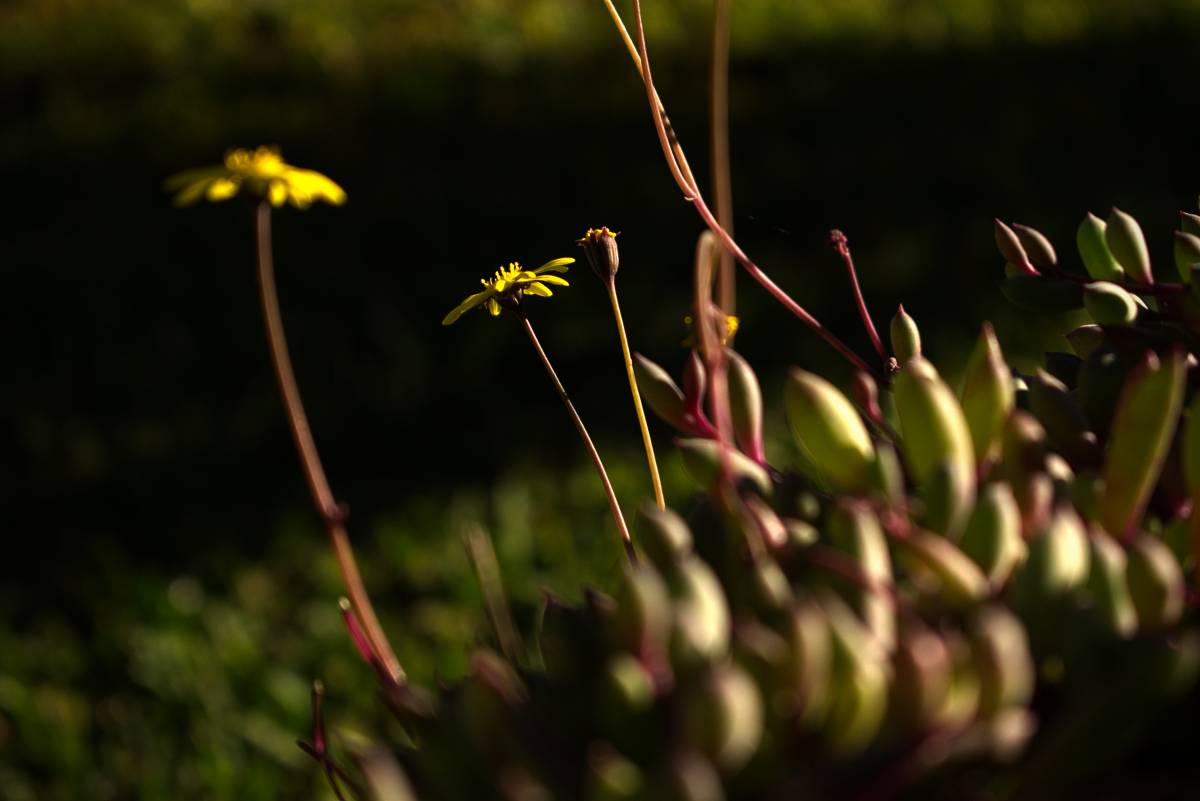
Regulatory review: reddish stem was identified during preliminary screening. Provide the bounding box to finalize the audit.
[627,0,879,381]
[830,230,886,364]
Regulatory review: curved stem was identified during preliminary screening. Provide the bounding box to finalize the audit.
[613,0,880,380]
[254,201,404,683]
[606,279,666,509]
[831,230,887,364]
[519,313,635,563]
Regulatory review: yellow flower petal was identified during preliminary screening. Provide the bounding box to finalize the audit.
[268,180,289,207]
[442,288,495,326]
[206,177,240,202]
[164,166,228,191]
[171,178,214,207]
[486,298,502,316]
[535,257,574,275]
[523,282,553,298]
[534,274,569,287]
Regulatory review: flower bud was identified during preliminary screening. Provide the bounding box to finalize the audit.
[578,226,621,280]
[890,304,922,364]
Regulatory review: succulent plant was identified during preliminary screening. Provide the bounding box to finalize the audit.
[300,205,1200,801]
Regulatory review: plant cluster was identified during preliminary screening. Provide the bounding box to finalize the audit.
[168,4,1200,800]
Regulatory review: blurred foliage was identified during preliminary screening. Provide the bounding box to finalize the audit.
[5,0,1200,799]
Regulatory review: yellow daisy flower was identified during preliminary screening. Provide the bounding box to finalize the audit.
[442,258,574,325]
[166,146,347,209]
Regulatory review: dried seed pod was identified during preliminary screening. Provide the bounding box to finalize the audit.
[784,368,875,491]
[1077,212,1125,282]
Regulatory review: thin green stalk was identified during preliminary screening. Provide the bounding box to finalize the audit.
[519,312,635,563]
[254,201,404,683]
[606,278,666,509]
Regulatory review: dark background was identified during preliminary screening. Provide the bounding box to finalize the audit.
[3,1,1200,798]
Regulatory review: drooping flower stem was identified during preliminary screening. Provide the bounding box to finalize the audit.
[518,312,635,563]
[604,0,880,381]
[253,201,404,683]
[605,278,666,510]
